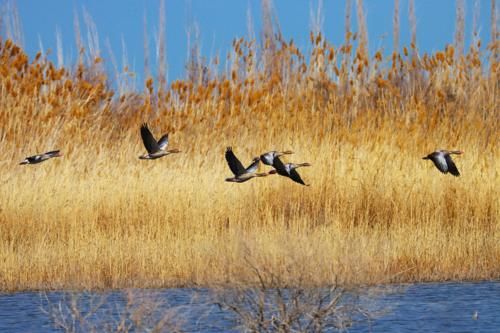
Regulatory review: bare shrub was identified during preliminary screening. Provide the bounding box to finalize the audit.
[213,257,390,332]
[40,290,187,333]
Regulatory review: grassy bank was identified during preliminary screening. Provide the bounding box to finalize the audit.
[0,9,498,290]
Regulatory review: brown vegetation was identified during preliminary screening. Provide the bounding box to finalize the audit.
[0,2,498,291]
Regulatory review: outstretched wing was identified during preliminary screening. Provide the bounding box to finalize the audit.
[289,168,308,185]
[245,158,260,173]
[430,153,448,174]
[225,147,246,176]
[445,155,460,176]
[157,134,169,150]
[259,152,274,166]
[271,156,289,176]
[140,123,160,154]
[44,150,60,157]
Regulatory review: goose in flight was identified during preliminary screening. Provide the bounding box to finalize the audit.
[139,123,180,159]
[20,150,62,165]
[272,156,311,186]
[422,150,463,176]
[260,150,294,166]
[225,147,272,183]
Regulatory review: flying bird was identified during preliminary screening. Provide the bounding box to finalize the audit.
[139,123,180,159]
[272,156,311,186]
[225,147,273,183]
[260,150,294,166]
[422,150,463,176]
[19,150,62,165]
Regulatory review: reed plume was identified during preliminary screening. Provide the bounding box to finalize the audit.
[0,3,498,291]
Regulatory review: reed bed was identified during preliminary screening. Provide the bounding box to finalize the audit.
[0,22,498,291]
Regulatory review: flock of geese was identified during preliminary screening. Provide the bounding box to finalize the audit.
[19,123,464,184]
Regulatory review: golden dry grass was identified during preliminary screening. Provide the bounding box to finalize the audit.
[0,34,498,291]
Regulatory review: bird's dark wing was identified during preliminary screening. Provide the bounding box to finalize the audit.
[245,158,260,173]
[225,147,246,176]
[259,152,274,166]
[272,156,289,176]
[140,124,160,154]
[430,153,448,174]
[445,154,460,176]
[157,134,169,150]
[289,168,307,185]
[44,150,60,157]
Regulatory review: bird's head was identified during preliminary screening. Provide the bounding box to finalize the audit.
[279,150,294,156]
[256,172,270,177]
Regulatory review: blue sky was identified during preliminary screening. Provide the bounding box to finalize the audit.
[7,0,495,84]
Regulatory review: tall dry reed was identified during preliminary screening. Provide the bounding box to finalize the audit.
[0,5,498,291]
[393,0,400,52]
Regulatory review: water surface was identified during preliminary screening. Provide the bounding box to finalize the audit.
[0,281,498,332]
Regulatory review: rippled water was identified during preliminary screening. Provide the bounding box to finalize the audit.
[0,282,498,332]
